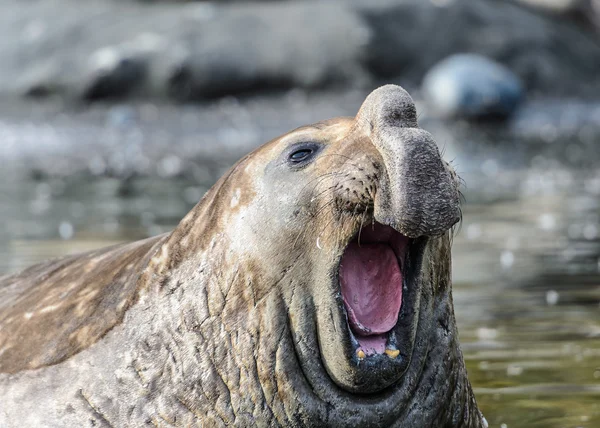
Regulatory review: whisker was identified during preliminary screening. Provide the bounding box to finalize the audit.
[309,185,339,205]
[357,205,368,247]
[299,171,345,195]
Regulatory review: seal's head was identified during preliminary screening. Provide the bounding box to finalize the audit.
[160,85,478,426]
[245,84,460,392]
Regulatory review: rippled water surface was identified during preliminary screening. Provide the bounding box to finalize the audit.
[1,99,599,427]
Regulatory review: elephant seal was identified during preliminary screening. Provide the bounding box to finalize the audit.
[0,85,486,427]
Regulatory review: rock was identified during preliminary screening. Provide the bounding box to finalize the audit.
[82,47,146,100]
[422,54,524,118]
[155,2,370,100]
[0,0,369,102]
[515,0,588,14]
[17,60,63,98]
[2,0,600,102]
[358,0,600,98]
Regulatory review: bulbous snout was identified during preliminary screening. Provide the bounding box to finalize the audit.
[356,85,461,237]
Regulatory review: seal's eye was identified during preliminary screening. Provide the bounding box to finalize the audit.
[290,149,313,163]
[287,142,322,167]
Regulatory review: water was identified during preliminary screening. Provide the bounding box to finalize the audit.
[454,196,600,428]
[1,99,599,427]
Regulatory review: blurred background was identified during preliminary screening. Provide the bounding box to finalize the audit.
[1,0,600,426]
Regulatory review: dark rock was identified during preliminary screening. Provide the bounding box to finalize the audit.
[422,54,524,118]
[82,49,146,100]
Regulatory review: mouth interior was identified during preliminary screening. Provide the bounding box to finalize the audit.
[340,222,409,355]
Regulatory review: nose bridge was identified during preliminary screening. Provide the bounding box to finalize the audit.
[356,85,460,237]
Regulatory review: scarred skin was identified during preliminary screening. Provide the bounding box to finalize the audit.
[0,85,486,427]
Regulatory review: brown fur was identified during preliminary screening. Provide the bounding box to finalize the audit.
[0,235,167,373]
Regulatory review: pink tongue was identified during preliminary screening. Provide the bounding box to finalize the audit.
[340,243,403,354]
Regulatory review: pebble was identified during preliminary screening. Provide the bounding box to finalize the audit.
[422,54,524,118]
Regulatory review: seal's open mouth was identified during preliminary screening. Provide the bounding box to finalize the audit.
[340,222,409,356]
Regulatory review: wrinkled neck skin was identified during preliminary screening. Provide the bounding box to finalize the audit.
[114,226,482,427]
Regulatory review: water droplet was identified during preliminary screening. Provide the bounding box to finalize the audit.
[477,327,498,340]
[58,222,74,240]
[546,290,559,306]
[582,223,598,240]
[500,251,514,269]
[538,213,555,230]
[158,155,182,177]
[466,223,482,240]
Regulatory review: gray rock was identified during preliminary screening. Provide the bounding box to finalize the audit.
[0,0,370,102]
[2,0,600,102]
[422,54,524,118]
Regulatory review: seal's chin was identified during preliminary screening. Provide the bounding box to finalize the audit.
[340,223,409,357]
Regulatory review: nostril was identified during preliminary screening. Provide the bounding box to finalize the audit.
[386,106,418,129]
